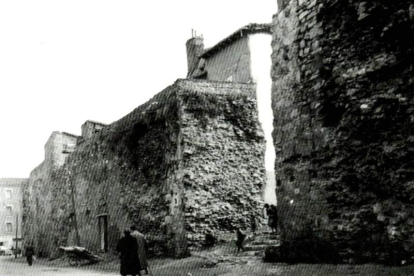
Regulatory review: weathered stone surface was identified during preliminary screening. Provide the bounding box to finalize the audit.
[22,131,78,257]
[23,79,266,258]
[272,0,414,264]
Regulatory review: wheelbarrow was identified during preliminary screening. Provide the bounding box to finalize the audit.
[59,246,103,267]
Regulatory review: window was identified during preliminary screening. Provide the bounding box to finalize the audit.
[6,206,12,216]
[6,223,12,233]
[5,189,12,199]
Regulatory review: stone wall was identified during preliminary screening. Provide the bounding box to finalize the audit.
[81,121,107,141]
[22,132,78,257]
[272,0,414,264]
[178,81,266,246]
[23,79,265,258]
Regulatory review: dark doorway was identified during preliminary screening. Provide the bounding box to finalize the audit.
[98,215,108,252]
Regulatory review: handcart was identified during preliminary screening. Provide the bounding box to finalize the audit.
[59,246,103,267]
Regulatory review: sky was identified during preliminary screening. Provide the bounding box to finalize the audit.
[0,0,277,178]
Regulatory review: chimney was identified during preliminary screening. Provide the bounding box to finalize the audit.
[277,0,288,11]
[186,33,204,77]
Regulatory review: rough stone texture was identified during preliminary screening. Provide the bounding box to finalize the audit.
[23,79,266,258]
[81,120,107,141]
[22,132,78,257]
[179,82,266,246]
[272,0,414,264]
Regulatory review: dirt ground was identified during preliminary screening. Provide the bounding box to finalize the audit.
[4,244,414,276]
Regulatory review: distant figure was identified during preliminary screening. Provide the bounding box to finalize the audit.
[116,229,141,276]
[25,243,35,266]
[264,204,278,234]
[204,230,216,247]
[250,217,257,234]
[235,229,246,253]
[269,204,278,234]
[131,225,149,275]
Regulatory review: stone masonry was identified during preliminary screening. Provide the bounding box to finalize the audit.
[272,0,414,264]
[22,131,78,257]
[23,79,266,258]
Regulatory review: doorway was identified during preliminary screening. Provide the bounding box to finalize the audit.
[98,215,108,252]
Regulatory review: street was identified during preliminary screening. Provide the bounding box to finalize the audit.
[1,251,414,276]
[0,256,117,276]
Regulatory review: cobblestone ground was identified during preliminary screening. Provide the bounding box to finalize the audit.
[0,256,116,276]
[2,249,414,276]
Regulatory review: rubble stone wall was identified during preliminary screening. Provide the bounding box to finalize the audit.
[22,132,78,257]
[178,81,266,246]
[272,0,414,263]
[23,79,265,258]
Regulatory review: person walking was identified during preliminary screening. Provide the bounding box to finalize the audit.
[116,229,141,276]
[131,225,149,275]
[269,204,278,234]
[264,204,278,234]
[235,229,246,254]
[25,243,35,266]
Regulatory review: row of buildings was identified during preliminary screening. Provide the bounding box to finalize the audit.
[0,178,25,250]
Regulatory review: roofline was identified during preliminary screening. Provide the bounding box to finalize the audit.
[61,132,79,138]
[200,23,272,59]
[82,120,107,127]
[0,178,28,186]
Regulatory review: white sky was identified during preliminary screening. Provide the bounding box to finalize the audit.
[0,0,277,178]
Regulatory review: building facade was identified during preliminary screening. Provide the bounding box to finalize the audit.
[0,178,26,250]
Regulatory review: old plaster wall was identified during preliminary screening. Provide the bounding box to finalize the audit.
[204,37,252,83]
[272,0,414,263]
[27,79,265,258]
[0,178,26,249]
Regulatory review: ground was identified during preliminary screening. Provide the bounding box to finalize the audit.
[2,243,414,276]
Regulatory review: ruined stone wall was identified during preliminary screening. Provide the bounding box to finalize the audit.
[24,79,265,258]
[178,81,265,246]
[272,0,414,264]
[22,132,78,257]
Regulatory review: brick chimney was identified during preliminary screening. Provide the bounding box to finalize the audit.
[186,35,204,77]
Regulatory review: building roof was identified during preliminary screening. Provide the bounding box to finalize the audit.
[200,23,272,59]
[0,178,27,187]
[82,120,107,127]
[61,132,79,138]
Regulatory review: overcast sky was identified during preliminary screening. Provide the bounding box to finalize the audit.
[0,0,277,178]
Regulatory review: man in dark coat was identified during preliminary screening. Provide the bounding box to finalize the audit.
[269,204,278,234]
[130,225,149,275]
[25,243,35,266]
[116,229,141,276]
[235,229,246,253]
[264,204,278,234]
